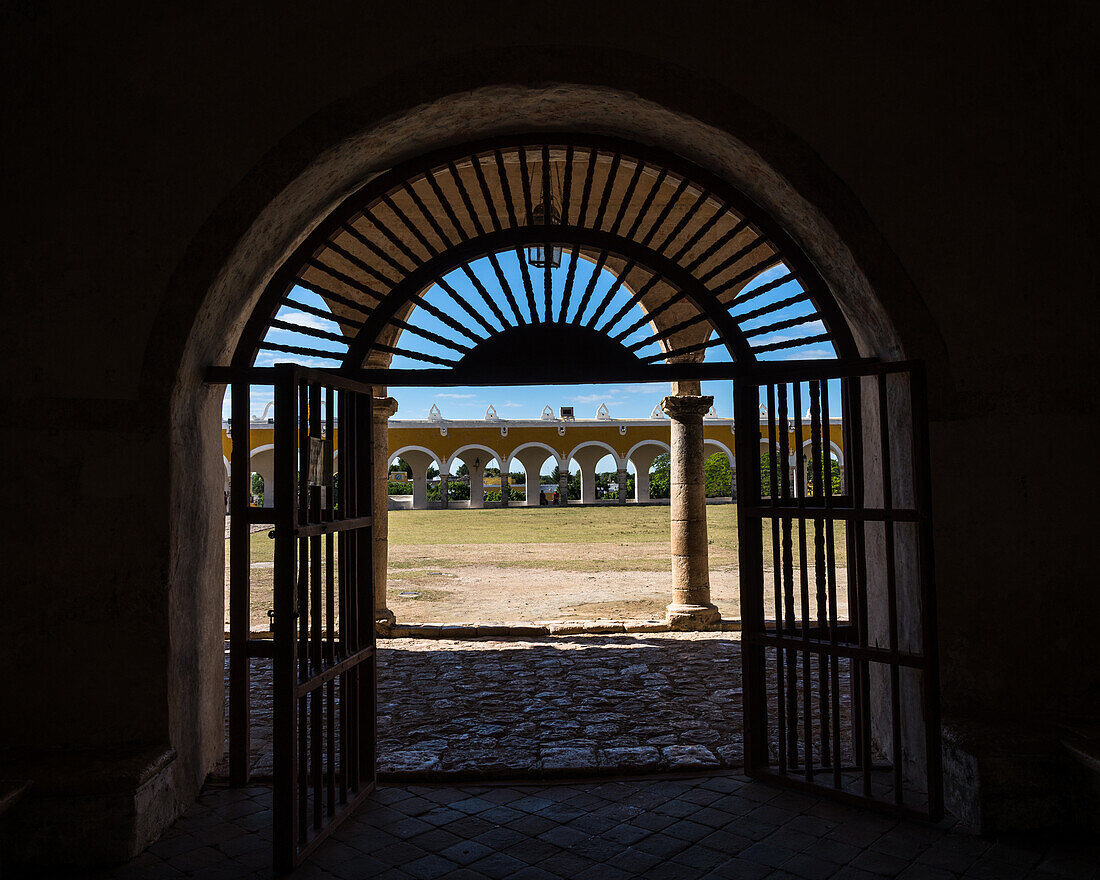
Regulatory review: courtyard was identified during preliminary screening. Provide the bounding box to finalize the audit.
[226,506,848,628]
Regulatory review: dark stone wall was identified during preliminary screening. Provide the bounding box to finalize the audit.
[1,1,1096,849]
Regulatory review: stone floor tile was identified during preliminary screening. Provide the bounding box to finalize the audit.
[609,845,667,874]
[739,841,797,868]
[673,843,730,870]
[848,846,910,876]
[575,864,635,880]
[403,853,460,880]
[633,830,692,858]
[703,857,773,879]
[467,851,529,879]
[895,863,956,880]
[782,852,843,880]
[439,840,494,866]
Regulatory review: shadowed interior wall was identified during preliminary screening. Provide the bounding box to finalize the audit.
[1,2,1096,855]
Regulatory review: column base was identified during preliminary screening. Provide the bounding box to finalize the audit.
[664,603,722,630]
[375,607,396,628]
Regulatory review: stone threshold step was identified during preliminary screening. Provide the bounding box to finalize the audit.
[379,619,743,638]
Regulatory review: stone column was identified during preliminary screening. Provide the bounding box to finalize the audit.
[499,458,511,507]
[661,393,721,629]
[558,469,569,506]
[372,396,398,626]
[617,466,628,505]
[439,472,449,509]
[468,461,486,509]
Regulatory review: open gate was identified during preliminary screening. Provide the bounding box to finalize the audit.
[734,360,942,820]
[228,365,378,873]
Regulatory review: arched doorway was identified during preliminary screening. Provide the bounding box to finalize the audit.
[210,133,941,869]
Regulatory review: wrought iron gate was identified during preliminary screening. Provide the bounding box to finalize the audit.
[228,365,378,873]
[735,360,942,820]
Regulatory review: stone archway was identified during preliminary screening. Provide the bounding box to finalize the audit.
[151,71,944,852]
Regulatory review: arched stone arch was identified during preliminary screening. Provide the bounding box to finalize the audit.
[566,441,625,504]
[625,439,670,503]
[388,445,443,509]
[703,439,735,470]
[150,67,950,837]
[509,442,564,507]
[447,444,503,510]
[249,444,276,508]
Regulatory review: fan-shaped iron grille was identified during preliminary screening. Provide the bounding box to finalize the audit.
[233,135,855,379]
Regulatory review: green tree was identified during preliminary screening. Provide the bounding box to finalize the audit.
[806,455,842,495]
[704,452,732,497]
[649,453,671,499]
[251,472,264,506]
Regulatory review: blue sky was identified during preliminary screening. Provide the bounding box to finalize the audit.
[222,250,835,433]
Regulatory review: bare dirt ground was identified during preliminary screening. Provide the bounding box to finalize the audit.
[387,540,847,624]
[226,508,849,627]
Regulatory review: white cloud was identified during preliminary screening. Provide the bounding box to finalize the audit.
[436,392,477,399]
[279,311,339,332]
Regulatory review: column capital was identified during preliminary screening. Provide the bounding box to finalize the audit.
[660,394,714,421]
[372,397,399,420]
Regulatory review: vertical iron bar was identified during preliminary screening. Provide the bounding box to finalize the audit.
[822,380,843,787]
[309,383,323,830]
[793,383,814,782]
[357,393,376,789]
[767,384,787,774]
[846,375,873,797]
[272,367,298,874]
[877,373,904,805]
[337,387,350,806]
[735,380,768,772]
[229,381,251,786]
[297,382,309,844]
[810,381,832,765]
[908,364,944,820]
[778,386,799,767]
[325,386,336,817]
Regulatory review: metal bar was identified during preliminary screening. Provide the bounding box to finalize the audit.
[323,239,400,289]
[485,251,526,325]
[422,168,469,244]
[559,145,574,224]
[591,152,621,229]
[752,333,833,355]
[229,382,251,786]
[683,217,750,275]
[639,174,690,247]
[571,251,609,324]
[598,271,663,336]
[697,234,769,286]
[609,159,644,235]
[360,210,424,268]
[380,194,440,258]
[585,259,637,328]
[810,381,832,766]
[293,515,373,538]
[767,384,788,774]
[909,364,944,820]
[625,167,666,240]
[341,221,414,276]
[469,154,502,233]
[207,357,890,388]
[295,645,377,696]
[847,375,873,796]
[446,161,487,237]
[778,386,799,767]
[668,203,729,264]
[272,367,299,875]
[269,318,348,345]
[387,316,474,354]
[304,258,387,304]
[260,342,343,361]
[745,313,825,341]
[403,180,456,249]
[456,264,510,330]
[575,147,598,228]
[744,632,931,668]
[558,246,581,323]
[324,386,336,816]
[357,394,376,789]
[794,382,814,782]
[654,187,708,254]
[296,381,309,845]
[877,372,904,805]
[434,277,498,336]
[308,383,324,830]
[730,271,797,307]
[735,380,768,772]
[367,342,460,368]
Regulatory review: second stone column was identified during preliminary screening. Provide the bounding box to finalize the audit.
[661,393,721,629]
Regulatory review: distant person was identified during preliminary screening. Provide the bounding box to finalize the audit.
[553,490,559,505]
[539,490,547,506]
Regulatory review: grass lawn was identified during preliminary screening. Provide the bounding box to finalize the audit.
[225,505,847,627]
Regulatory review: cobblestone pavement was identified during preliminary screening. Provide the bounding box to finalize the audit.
[215,632,859,781]
[216,633,755,780]
[82,775,1099,879]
